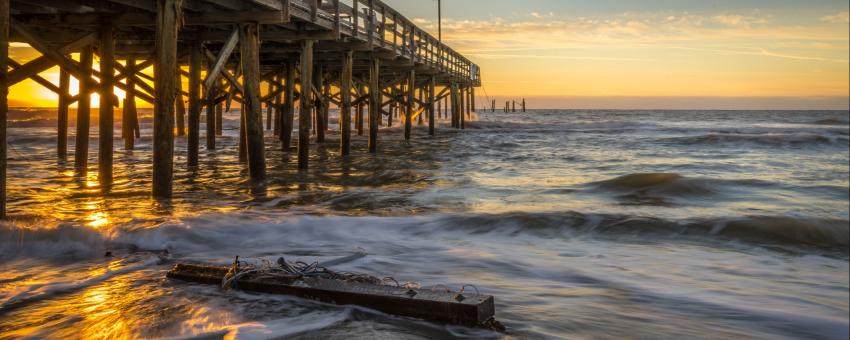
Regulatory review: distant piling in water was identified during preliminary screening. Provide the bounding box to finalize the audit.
[497,98,526,112]
[0,0,481,218]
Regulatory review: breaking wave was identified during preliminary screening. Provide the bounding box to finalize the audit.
[661,132,847,147]
[3,211,847,267]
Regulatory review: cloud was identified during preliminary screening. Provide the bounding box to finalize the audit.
[821,10,849,24]
[530,12,555,19]
[710,14,769,28]
[410,10,847,65]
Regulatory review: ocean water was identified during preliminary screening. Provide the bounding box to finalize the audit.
[1,108,848,339]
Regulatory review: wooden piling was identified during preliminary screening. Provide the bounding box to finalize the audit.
[273,73,282,137]
[471,87,476,112]
[368,57,380,153]
[175,70,185,136]
[187,39,202,167]
[1,0,7,219]
[449,83,457,128]
[98,23,115,191]
[215,95,224,136]
[74,46,93,173]
[282,61,295,150]
[522,98,526,112]
[387,86,394,127]
[314,64,325,143]
[152,0,181,198]
[239,110,246,162]
[266,80,274,131]
[57,68,70,158]
[239,23,266,180]
[299,40,314,169]
[340,50,353,156]
[356,84,365,136]
[405,70,414,141]
[460,86,465,129]
[428,76,435,136]
[122,59,137,150]
[205,56,215,150]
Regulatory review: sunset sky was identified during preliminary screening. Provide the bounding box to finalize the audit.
[8,0,850,109]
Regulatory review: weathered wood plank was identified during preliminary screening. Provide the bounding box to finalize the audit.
[166,263,497,328]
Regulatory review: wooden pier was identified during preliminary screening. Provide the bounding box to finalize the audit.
[0,0,481,217]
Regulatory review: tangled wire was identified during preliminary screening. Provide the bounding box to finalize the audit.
[221,256,422,290]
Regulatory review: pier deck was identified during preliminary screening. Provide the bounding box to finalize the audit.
[0,0,480,217]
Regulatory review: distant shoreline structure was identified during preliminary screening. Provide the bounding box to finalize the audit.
[485,96,850,111]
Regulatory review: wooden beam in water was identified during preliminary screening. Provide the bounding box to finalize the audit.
[356,84,365,136]
[405,69,414,141]
[187,39,202,167]
[273,73,282,137]
[74,46,93,173]
[239,22,266,181]
[298,40,314,169]
[314,63,325,143]
[204,53,216,150]
[123,59,137,150]
[166,263,497,329]
[58,68,70,158]
[99,23,115,192]
[282,61,295,150]
[368,57,380,153]
[428,76,435,136]
[175,69,186,136]
[153,0,181,198]
[340,50,353,157]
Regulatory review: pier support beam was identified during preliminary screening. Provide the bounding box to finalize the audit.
[340,50,353,156]
[187,39,202,167]
[205,58,216,150]
[98,23,115,192]
[58,68,70,158]
[368,57,380,153]
[74,46,93,173]
[298,40,314,169]
[282,61,294,150]
[273,73,282,137]
[152,0,181,198]
[428,76,435,136]
[449,83,457,128]
[460,86,465,129]
[175,71,185,136]
[1,0,7,219]
[405,70,414,140]
[239,23,266,180]
[356,84,364,136]
[314,64,325,143]
[469,86,474,112]
[123,60,137,150]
